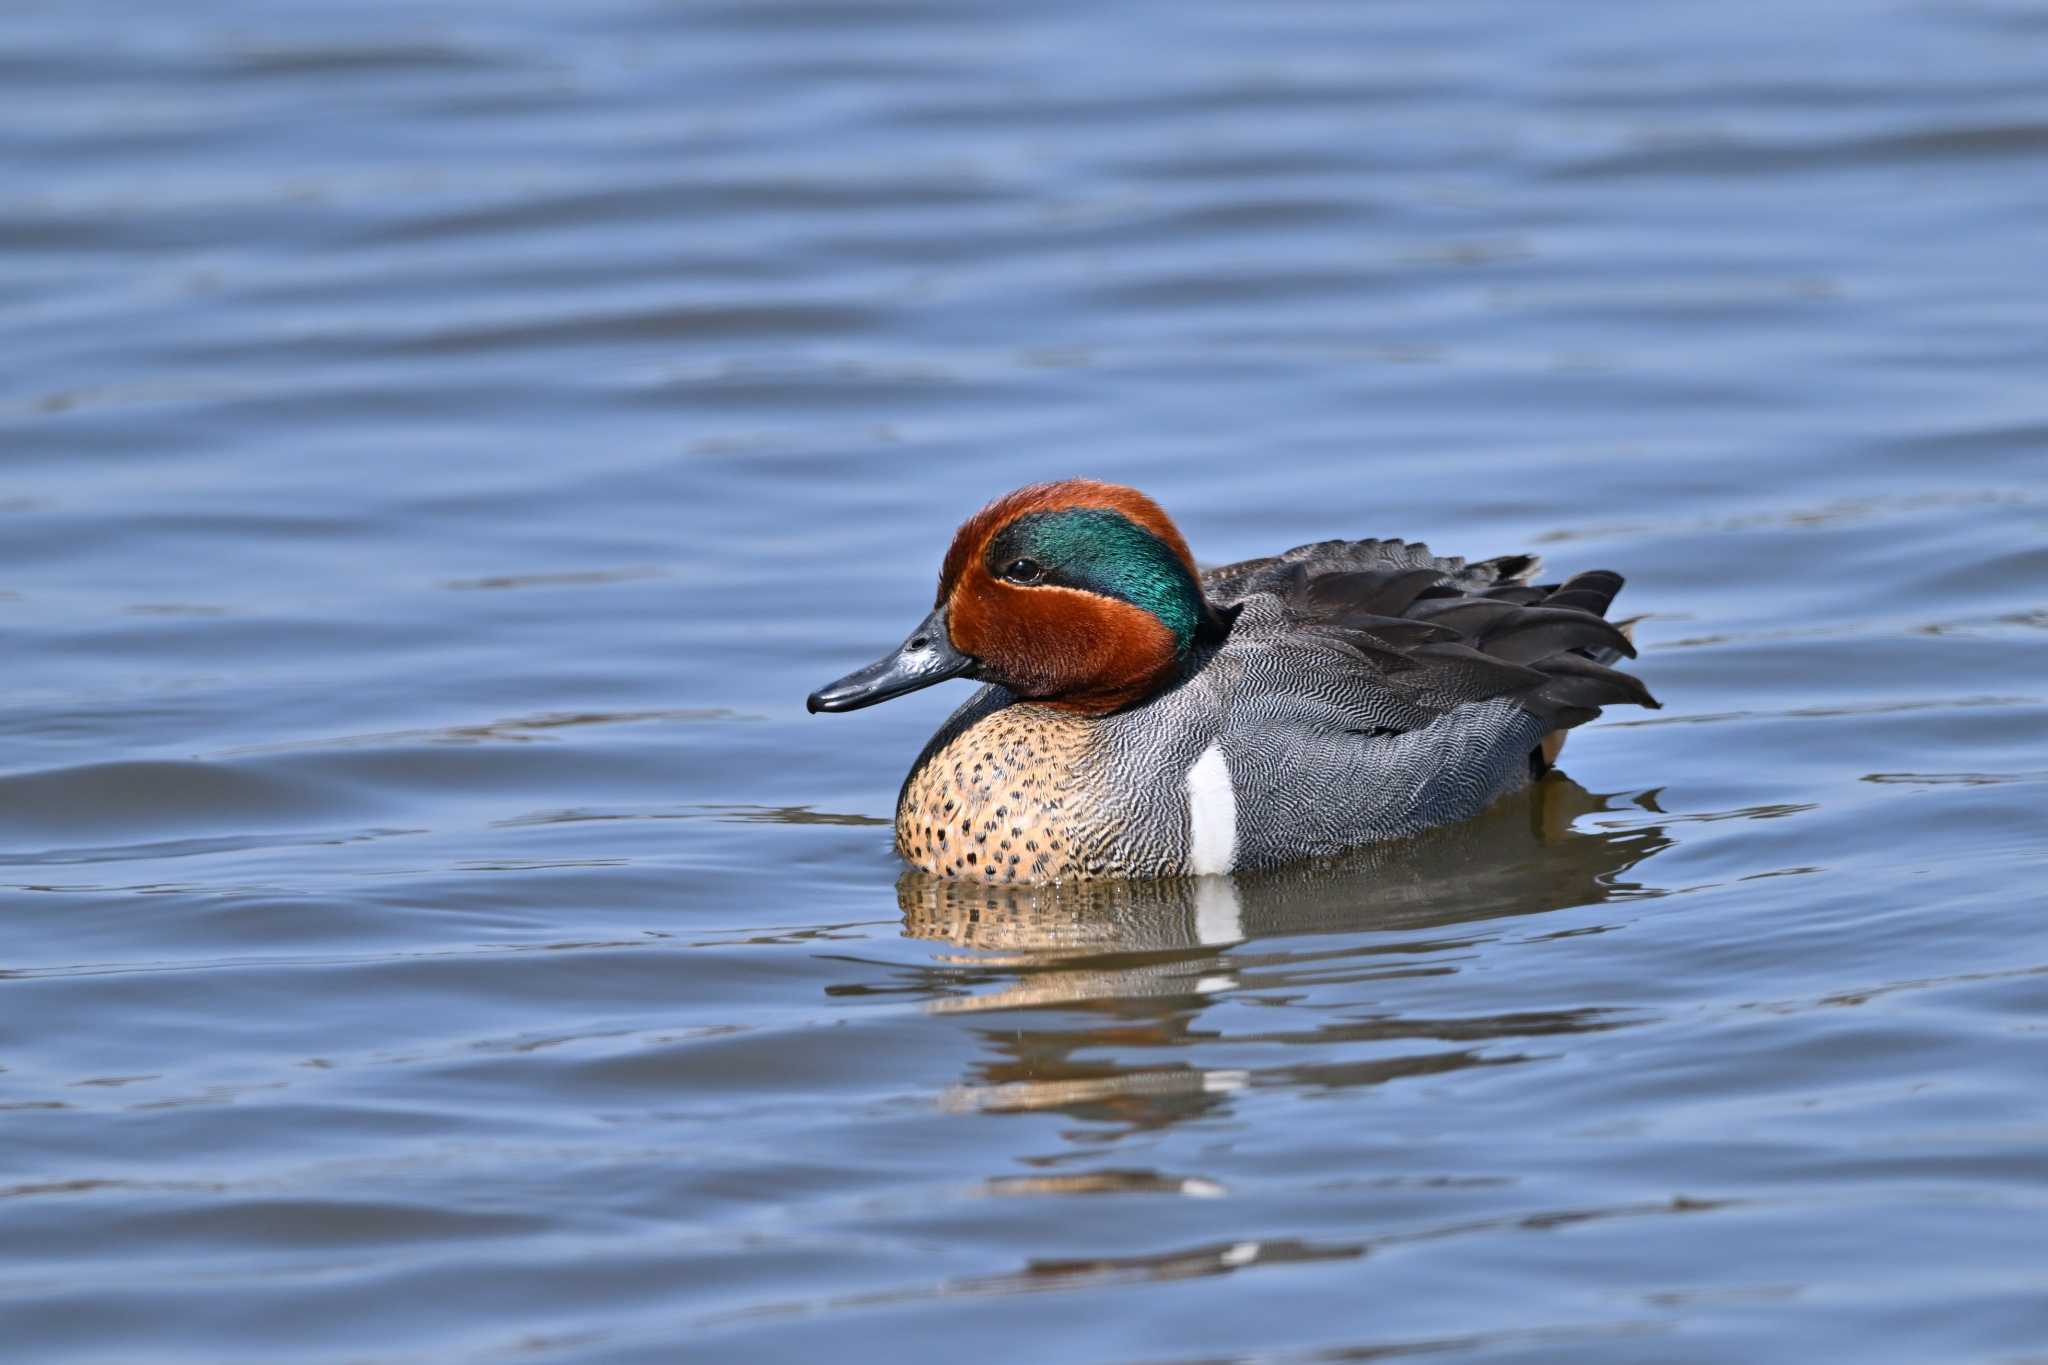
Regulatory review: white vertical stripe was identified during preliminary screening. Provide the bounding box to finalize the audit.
[1185,741,1239,876]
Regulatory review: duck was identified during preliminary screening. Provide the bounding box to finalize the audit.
[808,479,1658,883]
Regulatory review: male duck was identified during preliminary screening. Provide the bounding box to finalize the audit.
[809,479,1657,883]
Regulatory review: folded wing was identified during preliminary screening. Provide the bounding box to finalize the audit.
[1204,538,1658,738]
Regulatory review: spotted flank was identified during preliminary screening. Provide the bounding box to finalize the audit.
[811,479,1658,883]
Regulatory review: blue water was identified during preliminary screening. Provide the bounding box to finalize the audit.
[3,2,2046,1360]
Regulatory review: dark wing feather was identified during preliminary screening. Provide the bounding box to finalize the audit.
[1471,606,1636,665]
[1202,537,1538,604]
[1530,651,1660,711]
[1208,538,1658,736]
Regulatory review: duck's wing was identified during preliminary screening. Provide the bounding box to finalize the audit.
[1203,537,1538,605]
[1206,538,1658,737]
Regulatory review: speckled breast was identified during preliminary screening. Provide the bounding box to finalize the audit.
[894,701,1124,883]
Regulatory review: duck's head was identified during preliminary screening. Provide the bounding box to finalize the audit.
[808,479,1223,717]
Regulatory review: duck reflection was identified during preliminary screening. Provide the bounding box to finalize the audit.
[896,775,1670,1133]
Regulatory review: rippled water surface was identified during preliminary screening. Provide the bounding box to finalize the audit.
[5,2,2047,1360]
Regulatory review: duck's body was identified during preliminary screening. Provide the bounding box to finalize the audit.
[811,482,1657,883]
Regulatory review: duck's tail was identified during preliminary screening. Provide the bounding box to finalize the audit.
[1525,572,1656,775]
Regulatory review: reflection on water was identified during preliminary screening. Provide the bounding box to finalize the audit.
[899,778,1667,1127]
[705,1194,1735,1334]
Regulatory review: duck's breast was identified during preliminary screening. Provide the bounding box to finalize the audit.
[896,682,1223,882]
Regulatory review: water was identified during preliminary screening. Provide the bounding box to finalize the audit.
[4,1,2045,1360]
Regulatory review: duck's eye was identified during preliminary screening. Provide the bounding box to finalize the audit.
[1000,557,1045,585]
